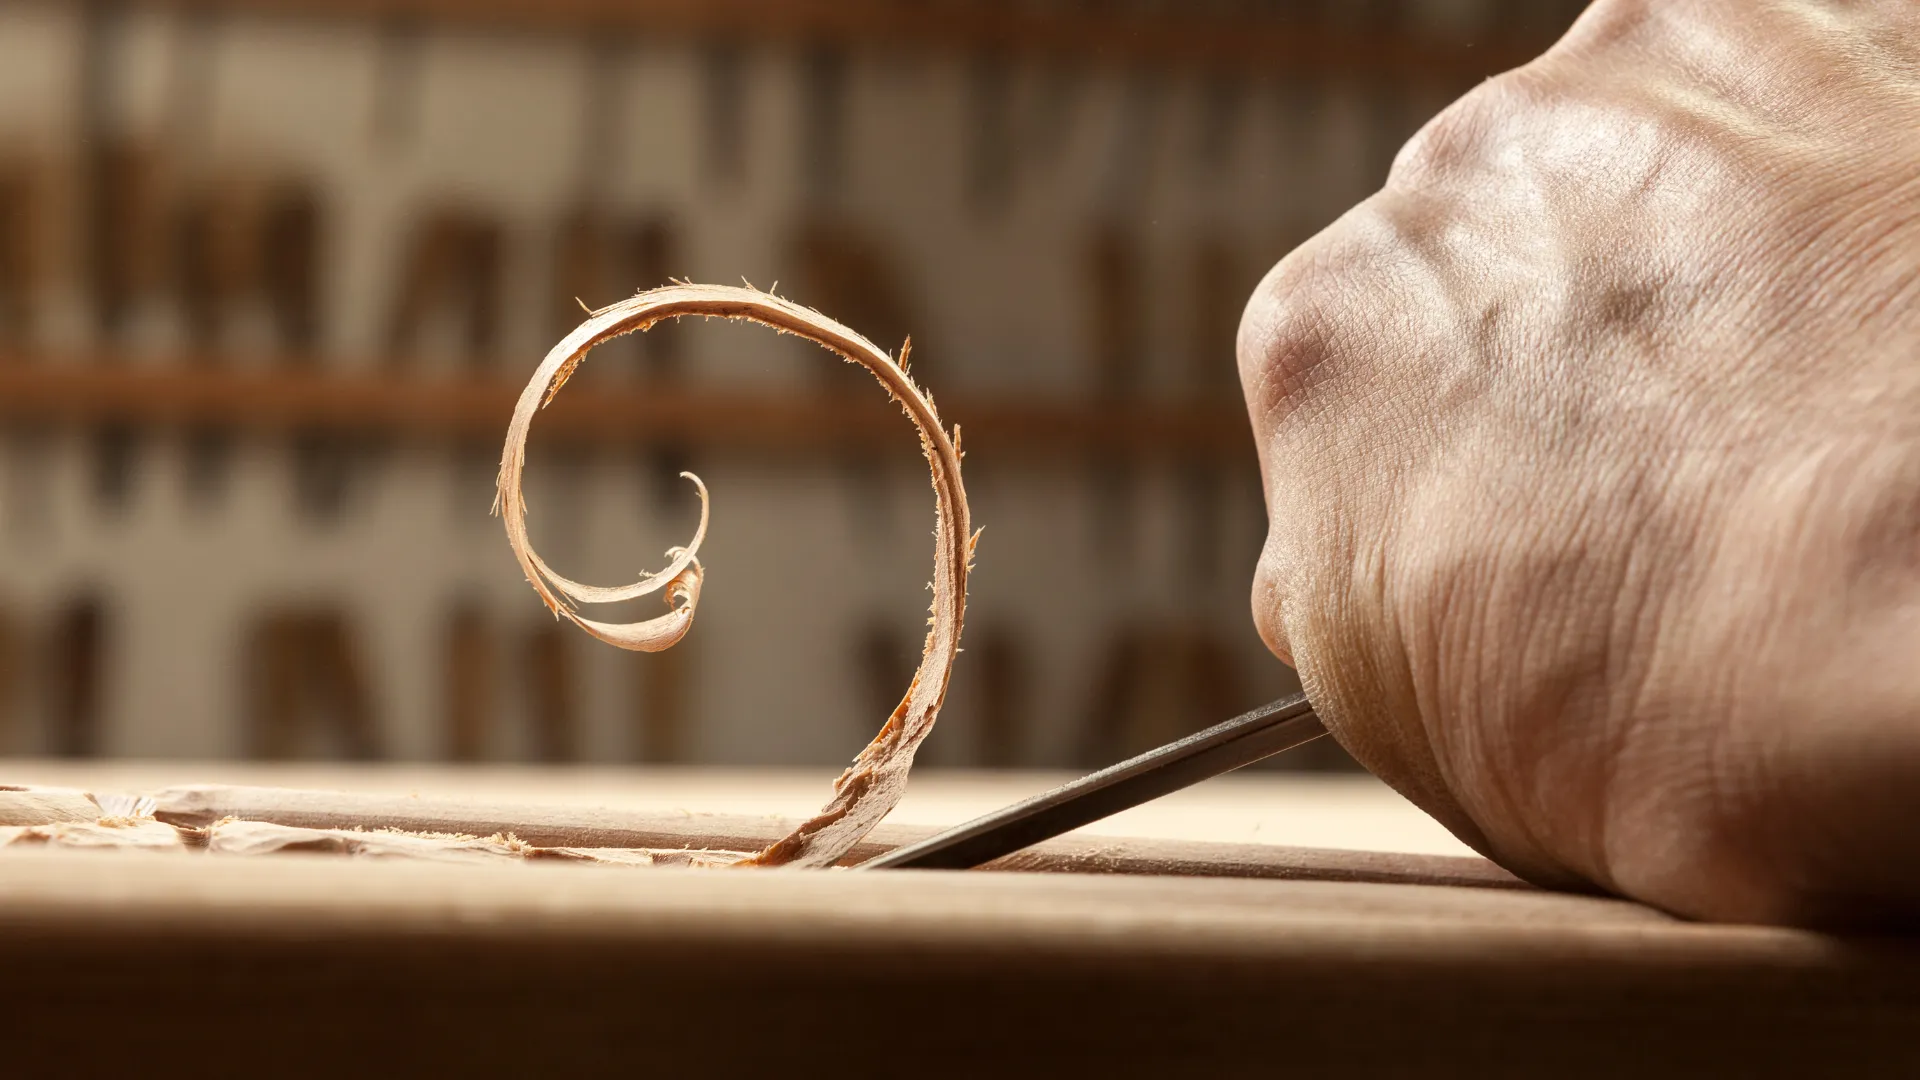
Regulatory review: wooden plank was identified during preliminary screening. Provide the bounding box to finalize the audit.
[0,762,1485,854]
[0,847,1913,1075]
[135,782,1522,887]
[2,770,1912,1071]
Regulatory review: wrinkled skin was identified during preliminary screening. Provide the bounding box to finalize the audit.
[1239,0,1920,927]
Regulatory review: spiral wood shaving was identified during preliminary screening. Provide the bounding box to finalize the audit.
[496,283,974,868]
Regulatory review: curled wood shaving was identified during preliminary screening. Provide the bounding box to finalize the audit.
[497,283,973,869]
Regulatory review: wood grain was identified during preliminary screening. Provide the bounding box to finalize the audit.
[0,847,1913,1077]
[0,786,101,826]
[1,770,1914,1074]
[140,783,1523,888]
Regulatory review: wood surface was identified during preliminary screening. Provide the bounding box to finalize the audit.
[132,782,1523,887]
[0,786,99,825]
[0,762,1495,854]
[1,769,1915,1074]
[0,847,1915,1077]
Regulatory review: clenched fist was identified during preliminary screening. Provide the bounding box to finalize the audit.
[1239,0,1920,927]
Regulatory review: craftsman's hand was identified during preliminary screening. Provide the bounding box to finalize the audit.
[1239,0,1920,927]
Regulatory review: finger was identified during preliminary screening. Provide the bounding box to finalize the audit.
[1249,541,1293,667]
[1238,217,1503,870]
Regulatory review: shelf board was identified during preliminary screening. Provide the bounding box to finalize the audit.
[0,356,1256,462]
[134,0,1545,81]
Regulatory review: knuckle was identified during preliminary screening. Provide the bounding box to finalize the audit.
[1236,224,1376,428]
[1389,85,1496,187]
[1552,0,1755,71]
[1556,0,1661,56]
[1386,66,1551,190]
[1392,0,1717,194]
[1236,255,1326,424]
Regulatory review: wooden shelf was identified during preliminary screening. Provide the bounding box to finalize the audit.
[0,356,1256,462]
[139,0,1546,81]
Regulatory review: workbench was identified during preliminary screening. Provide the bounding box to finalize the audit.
[1,763,1914,1076]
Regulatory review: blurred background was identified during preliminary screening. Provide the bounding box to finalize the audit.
[0,0,1587,771]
